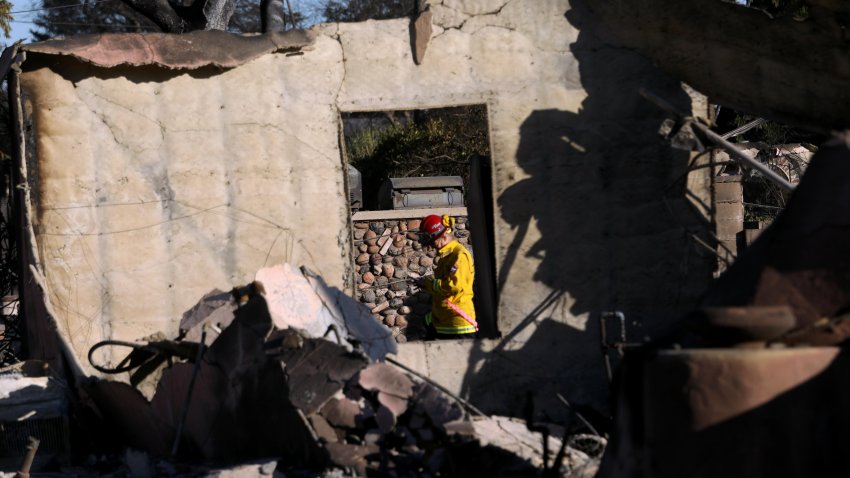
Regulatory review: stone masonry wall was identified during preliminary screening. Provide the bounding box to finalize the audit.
[352,215,472,343]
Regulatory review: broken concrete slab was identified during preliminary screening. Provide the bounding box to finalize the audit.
[179,290,236,343]
[87,293,328,465]
[408,382,464,431]
[469,415,594,473]
[258,264,396,361]
[358,362,413,399]
[377,391,408,417]
[308,414,340,444]
[323,442,378,476]
[272,329,369,415]
[320,397,361,429]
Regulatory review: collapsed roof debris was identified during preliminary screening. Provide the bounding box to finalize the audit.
[598,131,850,478]
[0,264,602,476]
[259,264,397,361]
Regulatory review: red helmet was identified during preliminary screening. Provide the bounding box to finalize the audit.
[421,214,447,244]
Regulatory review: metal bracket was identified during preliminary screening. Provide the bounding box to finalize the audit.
[599,311,641,383]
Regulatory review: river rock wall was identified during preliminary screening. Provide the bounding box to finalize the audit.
[352,216,472,342]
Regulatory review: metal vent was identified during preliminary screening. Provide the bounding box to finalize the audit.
[377,176,464,210]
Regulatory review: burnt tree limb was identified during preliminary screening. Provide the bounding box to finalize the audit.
[121,0,191,32]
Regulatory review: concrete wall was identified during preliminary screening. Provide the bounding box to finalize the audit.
[14,0,716,413]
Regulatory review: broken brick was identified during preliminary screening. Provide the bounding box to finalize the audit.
[359,363,414,399]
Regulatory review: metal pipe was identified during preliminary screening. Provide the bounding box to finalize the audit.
[600,314,613,383]
[639,88,795,192]
[15,436,39,478]
[690,121,796,191]
[721,118,766,140]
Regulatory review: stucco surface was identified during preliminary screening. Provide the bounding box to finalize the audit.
[17,0,715,411]
[21,37,347,373]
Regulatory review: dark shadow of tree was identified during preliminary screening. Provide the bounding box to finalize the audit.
[459,0,716,423]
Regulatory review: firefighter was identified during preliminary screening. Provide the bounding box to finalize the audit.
[416,214,477,339]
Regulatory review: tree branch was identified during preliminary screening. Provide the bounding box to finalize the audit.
[203,0,236,30]
[121,0,188,32]
[261,0,285,32]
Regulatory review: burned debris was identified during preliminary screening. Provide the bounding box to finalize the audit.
[597,131,850,478]
[0,264,600,477]
[12,0,849,475]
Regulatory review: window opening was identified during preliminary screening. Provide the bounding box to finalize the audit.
[341,105,499,342]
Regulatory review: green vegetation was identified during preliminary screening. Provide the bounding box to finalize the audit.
[0,1,11,38]
[730,113,823,146]
[344,106,490,209]
[743,176,790,223]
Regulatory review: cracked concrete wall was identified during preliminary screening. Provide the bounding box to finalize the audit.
[18,40,348,374]
[17,0,715,411]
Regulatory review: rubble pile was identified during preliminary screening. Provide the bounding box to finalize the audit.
[64,264,600,477]
[351,217,472,343]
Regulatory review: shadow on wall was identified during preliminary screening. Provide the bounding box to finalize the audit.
[459,0,716,422]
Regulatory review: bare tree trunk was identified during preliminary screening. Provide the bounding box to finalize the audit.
[203,0,236,30]
[261,0,285,32]
[581,0,850,131]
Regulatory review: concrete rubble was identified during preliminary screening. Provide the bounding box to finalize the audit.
[0,264,602,477]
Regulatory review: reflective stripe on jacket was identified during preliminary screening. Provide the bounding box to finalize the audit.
[422,240,477,335]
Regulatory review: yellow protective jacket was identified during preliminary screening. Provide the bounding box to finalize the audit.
[422,239,477,335]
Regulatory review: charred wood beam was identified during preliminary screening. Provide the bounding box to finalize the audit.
[581,0,850,131]
[122,0,190,32]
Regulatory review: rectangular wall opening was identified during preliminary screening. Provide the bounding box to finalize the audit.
[340,105,499,342]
